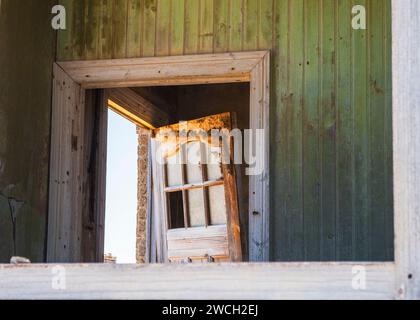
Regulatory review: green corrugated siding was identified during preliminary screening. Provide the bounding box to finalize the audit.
[58,0,393,261]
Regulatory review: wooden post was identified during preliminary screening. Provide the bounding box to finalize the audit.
[392,0,420,299]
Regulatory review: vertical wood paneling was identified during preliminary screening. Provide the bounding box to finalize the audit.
[352,0,369,261]
[214,0,229,52]
[287,0,304,261]
[169,0,185,55]
[57,0,394,262]
[336,0,353,260]
[111,0,128,58]
[142,0,157,56]
[84,0,101,60]
[368,0,387,261]
[72,0,86,60]
[127,0,143,57]
[156,0,171,56]
[228,0,243,51]
[272,0,289,261]
[320,0,337,261]
[198,0,214,53]
[258,0,273,50]
[184,0,199,54]
[99,0,114,59]
[57,0,74,61]
[243,0,258,51]
[383,0,394,261]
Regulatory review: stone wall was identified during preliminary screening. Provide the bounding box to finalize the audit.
[136,127,150,263]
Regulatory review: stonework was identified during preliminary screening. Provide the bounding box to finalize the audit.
[136,127,150,263]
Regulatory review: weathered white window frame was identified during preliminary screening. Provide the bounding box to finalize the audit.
[0,1,419,299]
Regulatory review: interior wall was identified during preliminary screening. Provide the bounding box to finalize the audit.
[0,0,56,262]
[55,0,393,261]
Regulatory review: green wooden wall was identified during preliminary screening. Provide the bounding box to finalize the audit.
[58,0,393,261]
[0,0,56,262]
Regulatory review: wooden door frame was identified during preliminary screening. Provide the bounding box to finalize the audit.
[46,51,270,263]
[2,0,418,298]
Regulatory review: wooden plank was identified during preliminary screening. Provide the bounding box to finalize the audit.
[368,0,387,261]
[272,0,289,261]
[243,0,258,51]
[145,138,154,263]
[71,0,86,60]
[352,0,369,261]
[200,143,211,226]
[99,0,114,59]
[320,0,337,261]
[179,143,191,228]
[80,89,108,262]
[142,0,157,57]
[84,0,101,60]
[95,90,108,262]
[383,0,394,261]
[198,0,214,53]
[150,139,168,262]
[248,54,270,261]
[106,87,169,128]
[222,159,242,262]
[127,0,143,58]
[0,263,396,300]
[285,0,304,261]
[112,0,128,59]
[170,0,185,55]
[167,225,227,240]
[213,0,229,53]
[257,0,273,50]
[156,0,171,56]
[336,0,353,261]
[57,51,266,88]
[392,0,420,300]
[228,0,244,51]
[57,0,74,61]
[184,0,200,54]
[164,179,224,193]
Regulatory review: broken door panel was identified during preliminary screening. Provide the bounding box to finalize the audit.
[151,112,242,263]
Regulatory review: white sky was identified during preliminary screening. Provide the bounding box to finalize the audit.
[104,110,138,263]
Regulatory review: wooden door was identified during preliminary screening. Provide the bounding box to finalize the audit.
[151,112,242,263]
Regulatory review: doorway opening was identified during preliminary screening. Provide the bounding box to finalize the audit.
[103,83,251,264]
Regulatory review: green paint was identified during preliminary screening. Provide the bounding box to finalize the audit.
[302,0,321,261]
[156,0,171,56]
[52,0,394,262]
[229,0,243,51]
[142,0,157,57]
[127,0,143,58]
[198,0,214,53]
